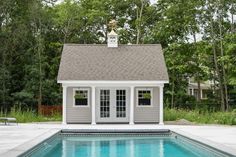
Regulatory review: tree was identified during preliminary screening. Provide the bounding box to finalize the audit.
[1,0,236,113]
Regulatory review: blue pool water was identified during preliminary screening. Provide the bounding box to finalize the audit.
[25,134,229,157]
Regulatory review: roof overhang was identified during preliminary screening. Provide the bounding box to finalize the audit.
[58,80,169,87]
[189,83,212,89]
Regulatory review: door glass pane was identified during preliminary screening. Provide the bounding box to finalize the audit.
[116,90,126,118]
[100,90,110,118]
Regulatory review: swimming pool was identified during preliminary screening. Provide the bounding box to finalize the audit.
[20,130,233,157]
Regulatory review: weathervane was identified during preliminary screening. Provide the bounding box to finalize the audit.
[108,19,117,30]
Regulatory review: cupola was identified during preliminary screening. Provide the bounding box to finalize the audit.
[107,20,118,48]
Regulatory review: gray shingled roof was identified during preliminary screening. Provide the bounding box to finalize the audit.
[57,44,169,81]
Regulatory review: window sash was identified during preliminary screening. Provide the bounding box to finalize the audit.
[100,90,110,118]
[116,90,126,118]
[137,89,152,106]
[74,89,89,106]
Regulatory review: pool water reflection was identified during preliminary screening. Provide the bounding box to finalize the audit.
[28,135,229,157]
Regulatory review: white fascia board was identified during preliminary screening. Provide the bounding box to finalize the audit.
[58,80,169,87]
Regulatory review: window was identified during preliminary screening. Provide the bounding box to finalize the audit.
[137,89,152,106]
[202,90,209,99]
[100,90,110,117]
[116,90,126,118]
[73,88,89,106]
[194,89,199,99]
[189,89,193,95]
[109,36,116,42]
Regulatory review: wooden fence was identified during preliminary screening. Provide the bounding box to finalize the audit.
[38,105,62,116]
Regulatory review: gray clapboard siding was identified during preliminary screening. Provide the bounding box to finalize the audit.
[65,86,160,124]
[66,87,92,123]
[134,87,160,123]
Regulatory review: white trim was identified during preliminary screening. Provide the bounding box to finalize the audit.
[72,88,90,107]
[136,88,153,107]
[62,85,67,124]
[191,88,194,96]
[58,80,169,85]
[188,88,192,95]
[91,86,96,124]
[201,89,208,99]
[200,89,203,99]
[159,85,164,125]
[129,86,134,124]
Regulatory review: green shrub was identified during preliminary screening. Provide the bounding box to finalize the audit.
[164,108,236,125]
[1,105,62,123]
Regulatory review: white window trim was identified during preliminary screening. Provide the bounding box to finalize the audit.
[201,89,208,99]
[136,88,153,107]
[73,88,90,107]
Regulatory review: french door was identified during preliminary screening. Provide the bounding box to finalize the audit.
[96,88,129,123]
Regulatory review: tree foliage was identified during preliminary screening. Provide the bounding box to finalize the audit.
[0,0,236,112]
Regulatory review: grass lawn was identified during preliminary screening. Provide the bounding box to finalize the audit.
[1,106,236,125]
[0,106,62,123]
[164,108,236,125]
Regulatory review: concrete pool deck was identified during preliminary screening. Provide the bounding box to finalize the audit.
[0,123,236,156]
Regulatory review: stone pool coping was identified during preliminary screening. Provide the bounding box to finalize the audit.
[0,129,60,157]
[2,127,236,157]
[172,129,236,157]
